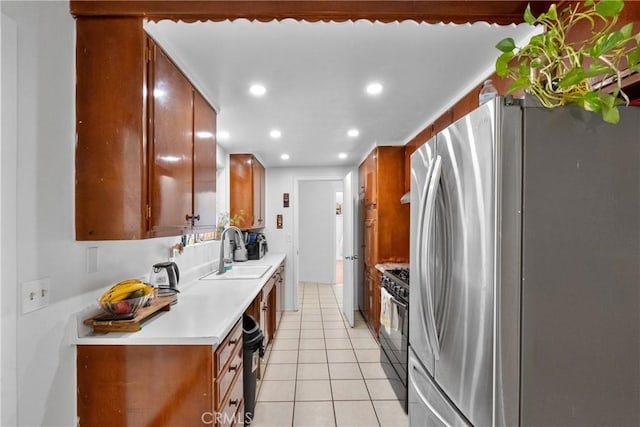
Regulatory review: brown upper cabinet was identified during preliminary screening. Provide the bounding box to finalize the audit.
[75,17,217,240]
[230,154,265,230]
[360,146,409,264]
[149,44,218,234]
[192,91,218,229]
[149,44,194,234]
[360,152,378,208]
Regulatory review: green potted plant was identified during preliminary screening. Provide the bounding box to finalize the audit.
[495,0,640,123]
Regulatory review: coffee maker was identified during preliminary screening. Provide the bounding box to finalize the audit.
[150,262,180,296]
[246,233,268,260]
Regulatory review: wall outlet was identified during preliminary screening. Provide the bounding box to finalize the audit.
[21,278,50,314]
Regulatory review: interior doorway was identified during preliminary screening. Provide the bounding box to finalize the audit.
[297,179,343,286]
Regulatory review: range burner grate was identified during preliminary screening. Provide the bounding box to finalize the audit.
[386,268,409,286]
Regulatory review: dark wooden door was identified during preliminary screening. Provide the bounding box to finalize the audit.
[193,91,217,228]
[149,43,193,234]
[230,154,254,229]
[363,151,378,208]
[252,158,265,228]
[75,18,147,240]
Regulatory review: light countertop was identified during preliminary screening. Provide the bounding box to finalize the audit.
[375,262,409,273]
[73,253,286,347]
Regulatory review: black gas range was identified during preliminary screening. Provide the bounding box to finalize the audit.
[379,267,409,411]
[381,268,409,303]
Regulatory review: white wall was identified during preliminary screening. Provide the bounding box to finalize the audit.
[298,180,342,284]
[0,3,226,425]
[263,166,350,310]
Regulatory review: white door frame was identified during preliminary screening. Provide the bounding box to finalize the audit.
[292,176,344,311]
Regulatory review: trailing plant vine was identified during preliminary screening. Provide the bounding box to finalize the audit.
[495,0,640,123]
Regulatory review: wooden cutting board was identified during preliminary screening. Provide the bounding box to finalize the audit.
[84,294,177,333]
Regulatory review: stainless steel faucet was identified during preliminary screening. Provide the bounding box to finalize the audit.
[217,226,247,274]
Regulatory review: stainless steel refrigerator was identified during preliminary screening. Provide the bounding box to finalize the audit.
[409,97,640,426]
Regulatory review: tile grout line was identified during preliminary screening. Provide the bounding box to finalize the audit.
[265,282,392,426]
[332,283,383,427]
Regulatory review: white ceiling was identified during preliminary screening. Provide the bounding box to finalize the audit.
[145,19,536,167]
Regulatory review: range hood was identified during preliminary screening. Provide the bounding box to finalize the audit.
[400,191,410,204]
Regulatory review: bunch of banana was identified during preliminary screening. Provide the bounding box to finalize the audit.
[99,279,153,303]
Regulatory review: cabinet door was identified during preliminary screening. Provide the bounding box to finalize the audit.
[371,269,380,338]
[364,151,378,208]
[75,17,147,240]
[364,218,377,269]
[150,44,193,234]
[230,154,254,229]
[77,345,214,426]
[252,159,265,228]
[260,292,270,347]
[261,275,277,345]
[193,91,217,228]
[230,154,265,230]
[362,269,371,325]
[268,286,277,342]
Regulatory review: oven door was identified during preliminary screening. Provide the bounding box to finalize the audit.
[379,285,409,389]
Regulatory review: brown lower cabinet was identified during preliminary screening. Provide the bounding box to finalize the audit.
[77,264,286,426]
[247,262,284,378]
[363,268,381,337]
[275,262,285,330]
[77,320,243,427]
[261,275,277,346]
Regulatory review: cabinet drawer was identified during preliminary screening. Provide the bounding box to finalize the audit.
[215,320,242,376]
[218,369,243,427]
[215,343,243,410]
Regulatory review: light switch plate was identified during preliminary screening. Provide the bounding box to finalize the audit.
[21,278,50,314]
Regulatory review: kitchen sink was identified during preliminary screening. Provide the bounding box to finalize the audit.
[200,265,271,280]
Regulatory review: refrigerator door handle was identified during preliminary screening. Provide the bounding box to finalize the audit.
[410,363,452,426]
[418,155,442,360]
[415,158,434,353]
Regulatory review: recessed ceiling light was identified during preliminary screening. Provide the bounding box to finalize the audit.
[281,153,290,160]
[347,129,360,138]
[270,129,282,139]
[249,84,266,96]
[217,131,229,140]
[366,82,383,96]
[338,153,348,159]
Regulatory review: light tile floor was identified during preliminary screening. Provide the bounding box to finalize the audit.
[251,282,408,427]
